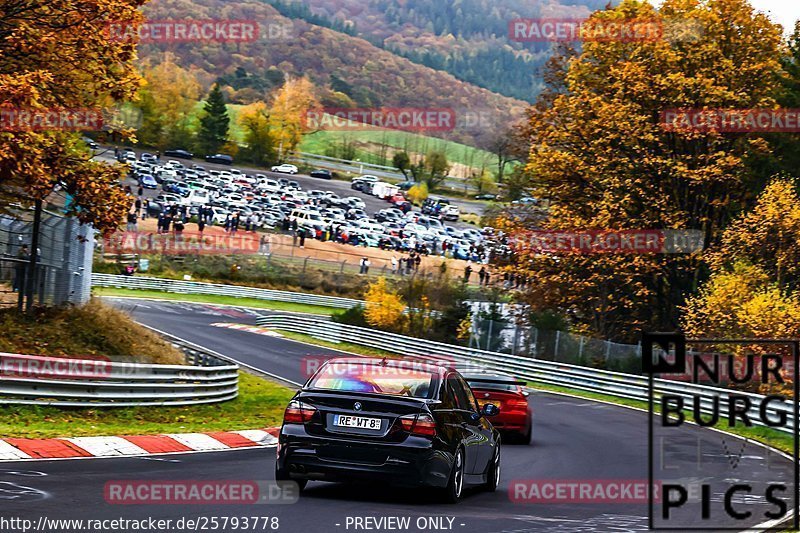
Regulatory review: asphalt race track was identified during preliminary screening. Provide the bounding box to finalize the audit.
[0,299,794,533]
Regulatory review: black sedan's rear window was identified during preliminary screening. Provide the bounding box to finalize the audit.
[309,362,438,399]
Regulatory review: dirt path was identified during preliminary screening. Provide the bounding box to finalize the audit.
[132,218,477,277]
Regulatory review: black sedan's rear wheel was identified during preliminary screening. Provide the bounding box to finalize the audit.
[441,448,465,504]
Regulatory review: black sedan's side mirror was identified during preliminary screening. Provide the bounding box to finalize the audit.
[481,403,500,417]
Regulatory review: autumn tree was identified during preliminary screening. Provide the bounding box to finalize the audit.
[684,177,800,338]
[393,151,412,179]
[0,0,145,234]
[270,76,319,161]
[502,0,785,341]
[422,150,450,190]
[238,102,276,166]
[197,84,230,155]
[136,55,201,150]
[364,277,407,332]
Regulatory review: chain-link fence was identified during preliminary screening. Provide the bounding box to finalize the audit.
[0,208,94,308]
[468,309,643,374]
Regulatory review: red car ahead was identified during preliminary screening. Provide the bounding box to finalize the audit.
[462,371,532,444]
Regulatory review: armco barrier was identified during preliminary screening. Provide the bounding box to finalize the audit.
[92,273,363,310]
[0,333,238,407]
[257,315,796,435]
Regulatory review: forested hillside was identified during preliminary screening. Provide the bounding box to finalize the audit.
[141,0,528,148]
[270,0,619,101]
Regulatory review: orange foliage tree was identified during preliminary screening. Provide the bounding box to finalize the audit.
[0,0,146,234]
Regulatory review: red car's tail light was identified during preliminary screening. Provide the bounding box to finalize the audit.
[400,413,437,437]
[507,398,530,411]
[283,400,317,424]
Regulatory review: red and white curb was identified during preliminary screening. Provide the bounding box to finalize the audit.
[211,323,284,337]
[0,428,279,461]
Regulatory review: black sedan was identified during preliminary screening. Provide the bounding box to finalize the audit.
[205,153,233,165]
[276,357,501,502]
[163,148,194,159]
[310,169,333,179]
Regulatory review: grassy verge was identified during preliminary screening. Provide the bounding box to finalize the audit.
[1,372,294,439]
[93,287,339,316]
[0,300,184,364]
[274,330,401,358]
[268,333,797,456]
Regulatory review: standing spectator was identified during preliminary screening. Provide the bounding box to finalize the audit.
[298,227,306,248]
[126,210,137,232]
[137,186,144,197]
[464,263,473,283]
[142,198,149,220]
[414,255,421,271]
[155,150,160,161]
[292,228,298,247]
[485,270,491,286]
[478,266,486,285]
[359,257,370,274]
[13,245,29,292]
[391,256,398,275]
[174,218,185,238]
[114,147,119,159]
[198,217,206,235]
[230,213,239,234]
[224,214,231,233]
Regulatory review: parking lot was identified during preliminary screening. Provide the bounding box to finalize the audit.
[103,146,505,264]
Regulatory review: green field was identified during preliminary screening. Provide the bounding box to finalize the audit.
[299,129,500,171]
[93,287,340,316]
[188,102,500,177]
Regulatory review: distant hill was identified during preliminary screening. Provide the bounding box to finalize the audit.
[269,0,619,102]
[141,0,528,149]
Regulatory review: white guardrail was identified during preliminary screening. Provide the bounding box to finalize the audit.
[0,333,239,407]
[257,315,796,435]
[92,273,364,310]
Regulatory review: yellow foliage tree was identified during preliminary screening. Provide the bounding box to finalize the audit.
[136,54,201,150]
[270,76,319,159]
[364,277,407,332]
[407,182,429,205]
[684,177,800,339]
[238,101,276,166]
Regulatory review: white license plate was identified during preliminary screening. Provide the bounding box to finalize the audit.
[334,414,382,431]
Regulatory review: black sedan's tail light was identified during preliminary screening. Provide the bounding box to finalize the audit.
[399,413,437,437]
[283,400,317,424]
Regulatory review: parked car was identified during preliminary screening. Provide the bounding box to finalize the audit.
[462,370,532,444]
[441,205,461,221]
[271,164,298,174]
[82,136,98,150]
[310,169,333,179]
[205,153,234,165]
[276,357,501,502]
[163,149,194,159]
[474,193,498,201]
[137,174,158,189]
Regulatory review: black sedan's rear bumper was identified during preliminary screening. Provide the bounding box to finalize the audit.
[276,427,453,489]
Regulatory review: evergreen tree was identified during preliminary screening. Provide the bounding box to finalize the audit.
[197,84,230,154]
